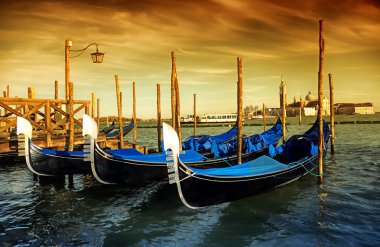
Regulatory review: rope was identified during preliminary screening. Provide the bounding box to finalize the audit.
[221,157,234,166]
[299,159,321,177]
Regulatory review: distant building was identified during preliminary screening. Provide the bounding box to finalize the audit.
[335,102,375,115]
[286,90,330,116]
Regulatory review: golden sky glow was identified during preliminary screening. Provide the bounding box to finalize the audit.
[0,0,379,118]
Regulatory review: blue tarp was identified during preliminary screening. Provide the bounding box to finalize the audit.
[182,124,238,151]
[211,119,283,158]
[190,155,288,176]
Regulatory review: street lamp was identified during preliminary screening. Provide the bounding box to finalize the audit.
[64,39,105,100]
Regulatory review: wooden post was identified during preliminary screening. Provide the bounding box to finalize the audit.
[175,77,182,149]
[65,39,71,101]
[68,82,74,151]
[171,51,176,129]
[115,75,124,149]
[329,73,335,153]
[299,107,302,125]
[54,80,59,99]
[237,57,243,164]
[157,83,162,151]
[45,101,52,147]
[85,102,89,115]
[106,116,109,126]
[318,19,325,182]
[280,78,286,142]
[6,85,9,97]
[91,93,95,118]
[28,87,34,98]
[2,91,6,97]
[193,94,197,136]
[97,98,100,128]
[133,81,137,145]
[262,103,266,131]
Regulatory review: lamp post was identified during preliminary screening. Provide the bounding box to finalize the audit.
[64,39,104,100]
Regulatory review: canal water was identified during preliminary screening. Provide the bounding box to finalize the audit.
[0,124,379,246]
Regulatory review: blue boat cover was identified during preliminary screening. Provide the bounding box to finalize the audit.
[182,124,238,151]
[211,119,283,158]
[188,119,330,177]
[42,148,87,157]
[110,149,207,163]
[190,155,289,176]
[106,119,135,137]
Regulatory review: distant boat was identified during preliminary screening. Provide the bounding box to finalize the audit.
[181,113,238,124]
[100,121,115,134]
[106,119,134,138]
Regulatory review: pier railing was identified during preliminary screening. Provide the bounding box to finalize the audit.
[0,97,90,146]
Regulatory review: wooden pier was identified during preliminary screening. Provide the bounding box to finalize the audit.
[0,89,149,157]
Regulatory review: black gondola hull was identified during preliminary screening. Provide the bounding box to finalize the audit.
[176,155,318,207]
[29,139,91,175]
[92,143,273,184]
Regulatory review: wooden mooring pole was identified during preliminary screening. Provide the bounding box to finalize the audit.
[156,83,162,152]
[193,94,197,136]
[6,85,9,97]
[97,98,100,128]
[54,80,59,99]
[45,100,52,147]
[237,57,243,164]
[68,82,74,151]
[171,51,177,129]
[175,77,182,149]
[115,75,124,149]
[91,93,95,118]
[318,19,325,182]
[280,78,286,142]
[262,103,266,131]
[133,81,137,145]
[329,73,335,153]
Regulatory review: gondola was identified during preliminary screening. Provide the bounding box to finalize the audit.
[16,116,91,176]
[106,119,134,138]
[182,124,237,152]
[83,114,283,185]
[100,121,115,134]
[164,119,330,209]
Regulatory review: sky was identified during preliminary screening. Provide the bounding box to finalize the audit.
[0,0,379,119]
